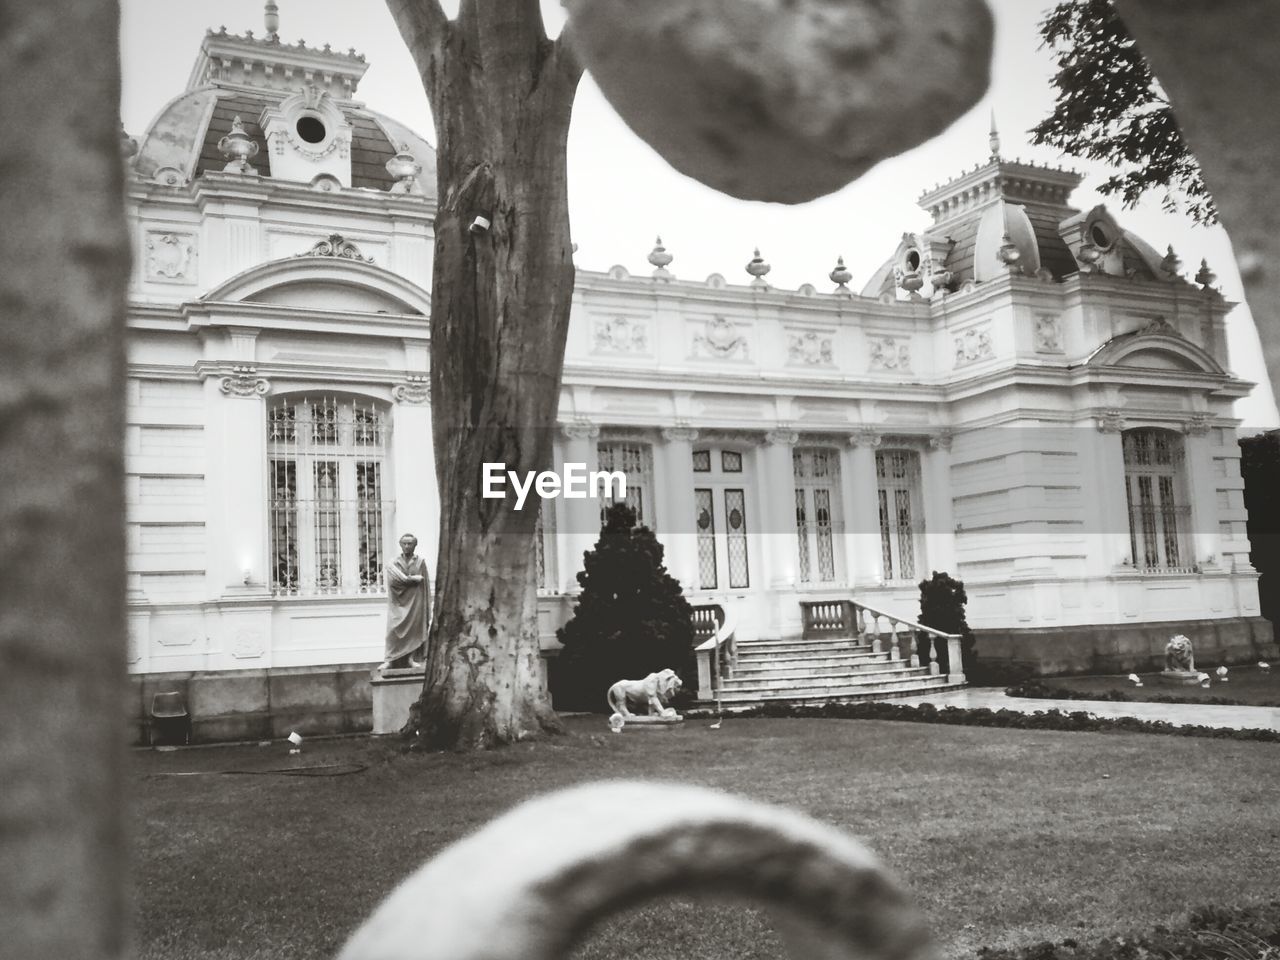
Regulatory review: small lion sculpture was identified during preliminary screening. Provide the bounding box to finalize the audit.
[1165,634,1195,673]
[606,669,682,725]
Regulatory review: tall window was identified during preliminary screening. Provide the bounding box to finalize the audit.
[533,504,558,592]
[597,440,655,526]
[268,396,393,597]
[793,447,842,583]
[876,448,923,581]
[1123,428,1192,572]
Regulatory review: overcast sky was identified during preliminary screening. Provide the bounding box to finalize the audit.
[120,0,1279,429]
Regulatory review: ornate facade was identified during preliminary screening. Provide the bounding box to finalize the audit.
[123,23,1271,730]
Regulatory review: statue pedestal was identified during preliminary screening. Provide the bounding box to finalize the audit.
[1158,669,1201,686]
[611,713,684,732]
[371,667,424,734]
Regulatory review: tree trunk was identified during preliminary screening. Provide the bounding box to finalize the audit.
[0,1,131,957]
[1113,0,1280,408]
[389,2,581,749]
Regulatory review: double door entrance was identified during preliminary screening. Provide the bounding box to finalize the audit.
[692,447,751,590]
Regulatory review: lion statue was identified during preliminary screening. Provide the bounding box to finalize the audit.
[1165,634,1195,673]
[606,668,682,719]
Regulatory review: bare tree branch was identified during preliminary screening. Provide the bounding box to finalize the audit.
[386,0,451,107]
[553,22,584,85]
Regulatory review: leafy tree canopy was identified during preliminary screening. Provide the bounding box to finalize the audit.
[1032,0,1217,224]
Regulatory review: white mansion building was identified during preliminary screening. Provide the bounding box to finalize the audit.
[123,25,1273,738]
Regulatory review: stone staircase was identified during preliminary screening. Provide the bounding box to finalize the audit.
[693,600,967,708]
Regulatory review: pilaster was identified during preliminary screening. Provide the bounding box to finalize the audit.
[390,376,439,579]
[845,431,884,586]
[922,431,957,575]
[656,426,700,593]
[557,421,600,592]
[762,428,800,588]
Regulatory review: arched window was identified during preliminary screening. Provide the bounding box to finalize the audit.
[876,448,924,581]
[1122,428,1192,572]
[267,395,392,596]
[793,447,843,583]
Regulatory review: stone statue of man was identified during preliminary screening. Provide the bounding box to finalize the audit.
[382,533,429,671]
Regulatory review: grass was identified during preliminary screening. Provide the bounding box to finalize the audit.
[1042,665,1280,706]
[131,716,1280,960]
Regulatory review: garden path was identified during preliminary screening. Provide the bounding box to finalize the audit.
[896,688,1280,732]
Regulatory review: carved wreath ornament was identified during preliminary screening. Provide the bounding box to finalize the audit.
[337,781,934,960]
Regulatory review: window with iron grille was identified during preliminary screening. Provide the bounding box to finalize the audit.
[1122,428,1193,572]
[268,396,393,597]
[597,441,655,526]
[875,448,923,581]
[533,503,558,592]
[793,447,842,582]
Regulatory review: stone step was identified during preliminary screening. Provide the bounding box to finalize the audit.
[730,658,912,681]
[719,666,935,694]
[733,639,872,656]
[715,674,953,703]
[698,680,966,709]
[733,651,891,672]
[737,650,885,665]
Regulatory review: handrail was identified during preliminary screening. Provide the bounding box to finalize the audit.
[798,598,966,684]
[849,600,957,642]
[692,606,737,704]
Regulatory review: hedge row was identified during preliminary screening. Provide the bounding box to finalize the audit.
[1004,678,1273,708]
[975,900,1280,960]
[684,699,1280,742]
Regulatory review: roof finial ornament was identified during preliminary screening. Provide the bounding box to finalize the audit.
[264,2,279,39]
[829,255,853,295]
[745,247,771,287]
[988,110,1000,159]
[647,236,674,279]
[1195,258,1217,288]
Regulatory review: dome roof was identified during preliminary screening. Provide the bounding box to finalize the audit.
[863,151,1199,297]
[131,27,436,198]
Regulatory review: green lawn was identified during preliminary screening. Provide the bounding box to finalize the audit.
[132,716,1280,960]
[1043,664,1280,705]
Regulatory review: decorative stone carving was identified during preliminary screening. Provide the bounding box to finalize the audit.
[788,330,833,366]
[765,427,800,446]
[1183,413,1212,437]
[606,669,684,730]
[745,248,771,286]
[692,316,749,360]
[1095,409,1125,433]
[868,335,911,371]
[393,377,430,404]
[647,236,673,279]
[848,429,882,448]
[144,231,197,283]
[385,143,424,194]
[231,627,265,660]
[1137,316,1180,338]
[1159,634,1200,685]
[219,366,270,398]
[953,326,994,366]
[560,421,600,441]
[295,233,373,262]
[1034,313,1063,354]
[661,425,699,443]
[928,431,953,451]
[217,115,259,174]
[593,315,649,354]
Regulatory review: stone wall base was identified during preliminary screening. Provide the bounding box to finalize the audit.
[976,616,1277,677]
[128,663,375,746]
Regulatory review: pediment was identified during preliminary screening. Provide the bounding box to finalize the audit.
[246,280,413,314]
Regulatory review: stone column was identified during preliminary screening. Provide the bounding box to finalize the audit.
[845,431,883,587]
[1182,417,1220,568]
[922,432,958,576]
[391,377,440,580]
[206,366,272,595]
[762,429,799,588]
[557,422,600,592]
[656,427,700,592]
